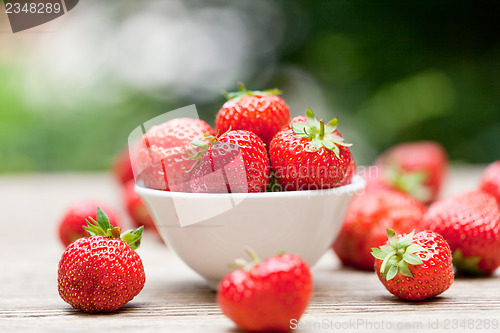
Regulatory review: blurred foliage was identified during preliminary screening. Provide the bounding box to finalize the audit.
[283,0,500,164]
[0,0,499,172]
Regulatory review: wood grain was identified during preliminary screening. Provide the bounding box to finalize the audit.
[1,167,499,332]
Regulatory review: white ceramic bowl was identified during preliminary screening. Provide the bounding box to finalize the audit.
[135,175,365,288]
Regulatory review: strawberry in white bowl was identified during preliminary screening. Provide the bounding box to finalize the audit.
[133,107,362,287]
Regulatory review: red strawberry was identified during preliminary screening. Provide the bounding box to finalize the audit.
[143,117,215,148]
[189,130,270,193]
[269,109,354,191]
[480,161,500,204]
[111,148,134,186]
[58,208,145,312]
[371,229,453,301]
[333,188,426,270]
[215,83,290,147]
[338,158,356,186]
[374,141,448,204]
[123,180,158,235]
[58,201,121,248]
[422,190,500,275]
[217,249,312,333]
[133,118,215,191]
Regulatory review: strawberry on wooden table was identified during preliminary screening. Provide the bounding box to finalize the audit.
[374,141,448,204]
[480,161,500,204]
[58,201,121,248]
[189,130,270,193]
[217,249,312,333]
[269,109,354,191]
[333,188,426,270]
[371,229,454,301]
[58,208,146,313]
[422,190,500,275]
[215,83,290,148]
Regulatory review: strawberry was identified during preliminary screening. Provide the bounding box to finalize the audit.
[133,117,215,191]
[479,161,500,204]
[215,83,290,147]
[217,249,312,333]
[123,180,158,235]
[58,208,145,313]
[111,148,134,186]
[333,188,426,270]
[269,109,354,191]
[422,190,500,275]
[374,141,448,204]
[371,229,453,301]
[58,201,121,248]
[338,158,356,186]
[189,130,270,193]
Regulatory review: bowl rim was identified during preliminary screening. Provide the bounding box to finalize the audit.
[135,174,366,199]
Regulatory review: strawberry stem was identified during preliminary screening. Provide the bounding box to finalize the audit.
[228,248,261,271]
[109,227,122,239]
[291,108,352,158]
[84,207,144,250]
[319,120,325,140]
[245,248,260,264]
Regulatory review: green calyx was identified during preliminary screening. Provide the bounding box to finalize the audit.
[222,82,281,102]
[452,249,484,276]
[187,127,234,161]
[384,164,431,202]
[291,108,352,158]
[188,133,219,160]
[371,229,428,281]
[84,207,143,250]
[228,248,261,271]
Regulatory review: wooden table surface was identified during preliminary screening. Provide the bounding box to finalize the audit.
[1,166,499,332]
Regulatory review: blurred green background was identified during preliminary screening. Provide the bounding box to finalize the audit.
[1,0,499,173]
